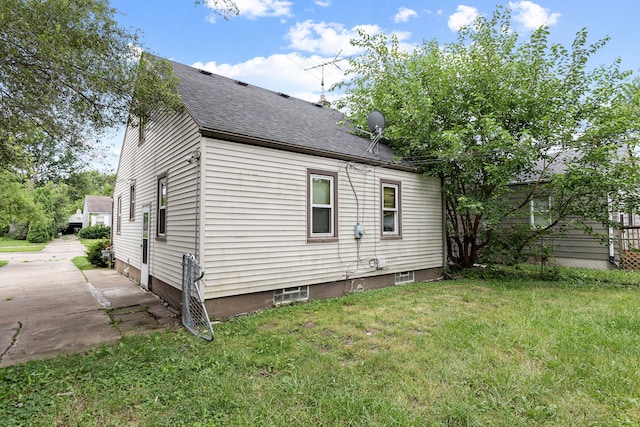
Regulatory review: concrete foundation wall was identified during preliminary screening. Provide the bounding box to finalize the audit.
[144,266,443,320]
[114,258,141,283]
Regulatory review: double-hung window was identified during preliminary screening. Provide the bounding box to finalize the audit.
[381,180,402,238]
[530,197,551,228]
[116,196,122,234]
[308,169,337,241]
[157,174,167,237]
[129,184,136,221]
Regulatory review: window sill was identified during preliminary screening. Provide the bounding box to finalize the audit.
[307,236,338,243]
[381,234,402,240]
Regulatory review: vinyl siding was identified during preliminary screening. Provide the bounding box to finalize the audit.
[547,222,611,261]
[505,185,612,265]
[200,139,443,299]
[112,109,201,286]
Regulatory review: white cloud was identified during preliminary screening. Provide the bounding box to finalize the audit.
[509,1,560,30]
[192,53,346,103]
[424,9,444,16]
[394,7,418,23]
[315,0,331,7]
[127,43,143,61]
[286,20,383,56]
[448,5,480,31]
[206,0,293,20]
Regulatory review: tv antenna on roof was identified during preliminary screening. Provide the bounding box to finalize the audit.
[304,49,346,97]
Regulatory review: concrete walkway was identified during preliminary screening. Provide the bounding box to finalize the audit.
[0,237,179,367]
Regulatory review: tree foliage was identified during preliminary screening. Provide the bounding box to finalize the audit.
[1,169,115,240]
[0,0,183,169]
[86,238,111,267]
[0,171,38,231]
[64,170,115,206]
[336,7,640,267]
[195,0,239,20]
[1,0,238,240]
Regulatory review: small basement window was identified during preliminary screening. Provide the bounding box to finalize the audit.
[395,271,415,285]
[274,285,309,306]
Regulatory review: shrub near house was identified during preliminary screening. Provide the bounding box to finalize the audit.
[78,224,111,239]
[84,239,112,268]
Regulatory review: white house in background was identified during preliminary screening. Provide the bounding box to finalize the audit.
[111,57,445,319]
[67,209,84,234]
[82,195,112,228]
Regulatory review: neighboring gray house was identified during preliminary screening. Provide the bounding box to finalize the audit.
[509,150,638,270]
[82,195,112,228]
[112,58,445,319]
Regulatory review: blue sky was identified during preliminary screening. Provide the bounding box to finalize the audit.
[101,0,640,169]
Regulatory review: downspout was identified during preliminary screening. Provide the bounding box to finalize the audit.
[186,148,202,260]
[441,174,448,272]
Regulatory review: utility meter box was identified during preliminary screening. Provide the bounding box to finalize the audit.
[354,224,365,239]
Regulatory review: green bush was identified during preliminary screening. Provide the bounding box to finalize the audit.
[27,220,54,243]
[5,222,29,240]
[86,239,112,268]
[78,224,111,239]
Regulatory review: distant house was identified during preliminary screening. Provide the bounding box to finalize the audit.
[67,209,83,234]
[508,151,638,270]
[112,58,445,319]
[82,195,112,228]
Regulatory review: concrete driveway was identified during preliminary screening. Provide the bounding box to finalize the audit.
[0,237,179,367]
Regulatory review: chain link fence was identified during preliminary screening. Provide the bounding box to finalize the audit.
[181,254,214,341]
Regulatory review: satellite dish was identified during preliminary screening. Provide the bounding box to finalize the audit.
[367,110,385,135]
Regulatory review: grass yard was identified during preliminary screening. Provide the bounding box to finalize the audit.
[0,237,46,253]
[79,238,103,249]
[2,273,640,426]
[74,238,104,270]
[71,256,93,271]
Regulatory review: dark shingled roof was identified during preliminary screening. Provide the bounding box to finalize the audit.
[84,195,112,213]
[168,59,414,170]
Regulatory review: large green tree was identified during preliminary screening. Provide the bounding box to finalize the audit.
[65,170,115,208]
[0,171,38,231]
[336,7,640,267]
[0,0,238,170]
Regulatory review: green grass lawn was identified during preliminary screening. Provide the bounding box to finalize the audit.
[71,256,93,271]
[2,273,640,425]
[0,260,7,268]
[78,238,102,249]
[0,237,46,253]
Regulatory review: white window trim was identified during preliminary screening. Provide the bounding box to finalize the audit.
[129,184,136,221]
[116,196,122,234]
[530,197,551,228]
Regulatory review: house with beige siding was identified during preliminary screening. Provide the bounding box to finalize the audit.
[112,58,445,319]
